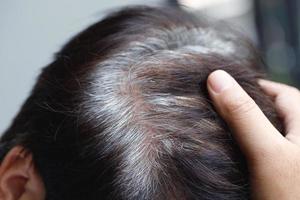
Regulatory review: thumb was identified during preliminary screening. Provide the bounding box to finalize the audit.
[207,70,283,158]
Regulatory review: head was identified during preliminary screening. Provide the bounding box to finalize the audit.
[0,6,281,200]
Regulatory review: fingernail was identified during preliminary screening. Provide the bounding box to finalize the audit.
[208,70,234,93]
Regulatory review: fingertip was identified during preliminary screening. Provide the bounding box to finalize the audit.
[207,70,234,94]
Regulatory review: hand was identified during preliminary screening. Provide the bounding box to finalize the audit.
[207,70,300,200]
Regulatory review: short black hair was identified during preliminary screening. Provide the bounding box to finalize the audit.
[0,6,282,200]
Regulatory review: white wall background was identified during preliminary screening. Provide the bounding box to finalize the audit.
[0,0,162,133]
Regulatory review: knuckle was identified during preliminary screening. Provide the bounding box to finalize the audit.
[224,96,256,117]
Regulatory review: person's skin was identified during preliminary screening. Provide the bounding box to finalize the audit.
[1,70,300,200]
[207,70,300,200]
[0,146,45,200]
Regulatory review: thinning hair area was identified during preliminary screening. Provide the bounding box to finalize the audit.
[0,6,282,200]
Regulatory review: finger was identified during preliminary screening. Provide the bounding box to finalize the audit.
[207,70,284,158]
[258,79,298,97]
[258,79,300,144]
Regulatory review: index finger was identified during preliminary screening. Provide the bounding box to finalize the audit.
[207,70,284,158]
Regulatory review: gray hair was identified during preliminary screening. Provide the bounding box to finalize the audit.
[1,6,281,200]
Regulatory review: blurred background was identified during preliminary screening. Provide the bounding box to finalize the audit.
[0,0,299,133]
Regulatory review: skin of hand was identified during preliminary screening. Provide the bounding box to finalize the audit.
[207,70,300,200]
